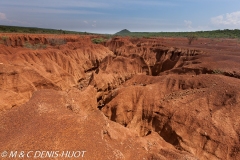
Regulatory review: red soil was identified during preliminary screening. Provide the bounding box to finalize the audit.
[0,34,239,160]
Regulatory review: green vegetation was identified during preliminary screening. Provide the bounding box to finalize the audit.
[0,36,8,44]
[0,25,89,35]
[23,38,67,50]
[1,25,240,39]
[114,29,240,39]
[212,69,223,74]
[24,42,47,50]
[91,38,107,44]
[1,36,8,41]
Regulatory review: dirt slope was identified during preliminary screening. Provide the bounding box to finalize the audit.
[0,34,112,110]
[0,34,240,160]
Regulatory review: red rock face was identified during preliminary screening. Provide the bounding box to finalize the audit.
[0,34,240,159]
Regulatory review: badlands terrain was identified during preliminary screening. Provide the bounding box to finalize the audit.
[0,33,240,160]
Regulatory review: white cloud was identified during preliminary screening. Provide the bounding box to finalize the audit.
[92,21,96,27]
[0,12,7,20]
[184,20,192,29]
[211,11,240,25]
[0,12,31,25]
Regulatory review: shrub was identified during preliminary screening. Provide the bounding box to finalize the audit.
[1,36,8,41]
[1,36,8,42]
[212,69,223,74]
[91,38,106,44]
[1,36,8,45]
[187,34,198,45]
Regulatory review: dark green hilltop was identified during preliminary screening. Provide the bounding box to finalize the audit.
[114,29,131,36]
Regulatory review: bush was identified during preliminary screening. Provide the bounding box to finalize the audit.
[187,34,198,45]
[1,36,8,41]
[0,36,9,45]
[212,69,223,74]
[91,38,106,44]
[1,36,8,42]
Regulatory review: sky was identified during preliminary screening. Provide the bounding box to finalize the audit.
[0,0,240,34]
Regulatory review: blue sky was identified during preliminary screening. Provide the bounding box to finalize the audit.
[0,0,240,34]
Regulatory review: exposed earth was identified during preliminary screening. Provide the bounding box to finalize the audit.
[0,33,240,160]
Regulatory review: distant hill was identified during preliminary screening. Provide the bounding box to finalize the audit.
[114,29,240,38]
[115,29,131,36]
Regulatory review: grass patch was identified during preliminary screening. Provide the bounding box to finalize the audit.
[1,36,8,41]
[47,38,67,46]
[0,36,8,44]
[24,42,47,50]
